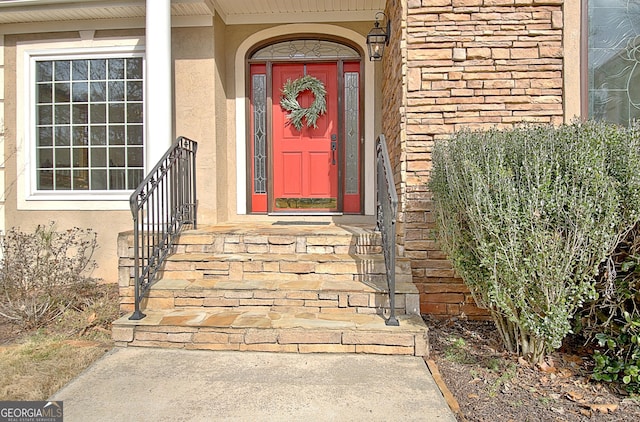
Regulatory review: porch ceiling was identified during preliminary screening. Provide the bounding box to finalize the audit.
[0,0,214,25]
[0,0,385,27]
[212,0,386,24]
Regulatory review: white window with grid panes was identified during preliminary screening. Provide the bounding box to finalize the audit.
[32,53,144,195]
[15,40,145,210]
[17,46,145,204]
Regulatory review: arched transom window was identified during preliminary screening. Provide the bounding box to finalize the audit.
[251,39,360,60]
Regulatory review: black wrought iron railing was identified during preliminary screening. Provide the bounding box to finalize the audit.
[376,134,399,326]
[129,136,198,320]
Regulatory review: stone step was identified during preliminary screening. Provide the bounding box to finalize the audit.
[171,224,383,255]
[112,309,429,357]
[157,253,412,282]
[124,277,420,316]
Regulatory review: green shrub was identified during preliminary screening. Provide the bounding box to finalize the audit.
[584,223,640,392]
[430,121,640,363]
[0,223,99,329]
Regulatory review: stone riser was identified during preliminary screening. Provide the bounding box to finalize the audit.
[161,254,410,275]
[153,270,413,284]
[120,269,412,285]
[119,283,419,314]
[179,244,383,255]
[140,290,417,315]
[113,319,429,357]
[119,270,416,314]
[120,328,424,355]
[173,232,383,256]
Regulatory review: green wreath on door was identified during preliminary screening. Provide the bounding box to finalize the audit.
[280,75,327,131]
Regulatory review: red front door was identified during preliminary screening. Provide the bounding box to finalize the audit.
[248,59,362,214]
[271,63,339,212]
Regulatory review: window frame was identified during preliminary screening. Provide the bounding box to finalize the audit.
[581,0,588,119]
[582,0,640,126]
[19,41,145,209]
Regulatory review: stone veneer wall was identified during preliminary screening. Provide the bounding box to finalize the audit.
[382,0,407,263]
[384,0,564,318]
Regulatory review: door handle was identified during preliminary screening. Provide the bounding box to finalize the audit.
[331,134,337,165]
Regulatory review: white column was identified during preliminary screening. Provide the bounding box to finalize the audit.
[145,0,173,167]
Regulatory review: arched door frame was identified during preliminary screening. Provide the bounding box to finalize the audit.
[234,24,375,215]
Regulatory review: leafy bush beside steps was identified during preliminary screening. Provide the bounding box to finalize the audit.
[430,121,640,364]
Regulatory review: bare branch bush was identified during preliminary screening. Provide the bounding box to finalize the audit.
[0,223,99,329]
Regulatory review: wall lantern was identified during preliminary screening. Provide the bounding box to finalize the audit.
[366,12,390,61]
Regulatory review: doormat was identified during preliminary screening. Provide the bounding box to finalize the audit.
[272,221,331,226]
[275,197,337,209]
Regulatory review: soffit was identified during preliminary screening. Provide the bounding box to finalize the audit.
[0,0,215,25]
[0,0,385,26]
[212,0,386,24]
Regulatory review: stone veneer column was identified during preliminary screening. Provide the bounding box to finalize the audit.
[381,0,408,254]
[384,0,564,319]
[146,0,173,166]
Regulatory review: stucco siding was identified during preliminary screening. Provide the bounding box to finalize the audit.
[173,25,219,224]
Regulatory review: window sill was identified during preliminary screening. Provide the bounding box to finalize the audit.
[20,191,132,211]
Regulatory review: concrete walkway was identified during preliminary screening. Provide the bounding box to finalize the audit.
[51,348,456,421]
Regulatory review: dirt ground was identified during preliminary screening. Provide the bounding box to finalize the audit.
[0,320,21,345]
[426,316,640,422]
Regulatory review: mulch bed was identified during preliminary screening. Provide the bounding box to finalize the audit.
[425,316,640,422]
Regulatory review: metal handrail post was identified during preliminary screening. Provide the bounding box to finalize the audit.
[376,134,399,327]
